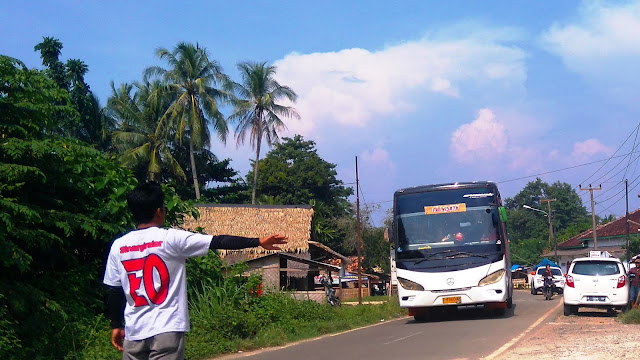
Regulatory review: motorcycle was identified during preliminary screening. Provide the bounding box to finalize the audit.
[321,275,341,306]
[543,275,555,300]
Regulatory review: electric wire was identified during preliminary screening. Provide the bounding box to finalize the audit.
[623,125,640,181]
[593,149,640,200]
[595,171,640,215]
[579,121,640,186]
[497,150,640,184]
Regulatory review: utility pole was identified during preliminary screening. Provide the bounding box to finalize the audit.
[541,198,557,264]
[580,184,602,250]
[355,156,363,305]
[626,179,630,267]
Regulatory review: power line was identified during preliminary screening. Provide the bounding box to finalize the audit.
[623,124,640,181]
[590,149,638,192]
[596,172,640,214]
[592,151,640,201]
[579,121,640,186]
[497,150,640,184]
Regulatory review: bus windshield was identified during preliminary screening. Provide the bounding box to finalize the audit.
[395,187,503,254]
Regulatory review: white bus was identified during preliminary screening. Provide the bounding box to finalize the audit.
[391,181,512,320]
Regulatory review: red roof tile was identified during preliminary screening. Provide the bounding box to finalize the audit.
[557,208,640,248]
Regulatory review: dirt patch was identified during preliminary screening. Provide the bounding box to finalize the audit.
[493,308,637,360]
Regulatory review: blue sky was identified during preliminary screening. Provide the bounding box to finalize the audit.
[3,1,640,226]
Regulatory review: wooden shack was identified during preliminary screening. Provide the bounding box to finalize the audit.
[182,204,348,300]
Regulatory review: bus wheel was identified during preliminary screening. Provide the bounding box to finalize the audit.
[414,314,429,322]
[506,297,513,309]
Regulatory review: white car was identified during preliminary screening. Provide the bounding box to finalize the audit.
[563,255,629,316]
[531,266,565,295]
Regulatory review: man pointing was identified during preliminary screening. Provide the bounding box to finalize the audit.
[104,182,287,359]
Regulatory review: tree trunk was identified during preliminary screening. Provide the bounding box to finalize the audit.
[189,137,200,199]
[251,115,263,205]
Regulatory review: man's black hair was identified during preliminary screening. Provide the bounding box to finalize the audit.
[127,181,165,224]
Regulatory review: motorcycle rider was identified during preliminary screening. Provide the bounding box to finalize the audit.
[321,274,340,306]
[542,264,554,299]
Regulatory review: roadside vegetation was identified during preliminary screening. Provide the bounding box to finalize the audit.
[80,265,406,360]
[618,308,640,324]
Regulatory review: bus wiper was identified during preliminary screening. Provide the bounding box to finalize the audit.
[414,250,490,264]
[413,250,460,264]
[442,251,489,259]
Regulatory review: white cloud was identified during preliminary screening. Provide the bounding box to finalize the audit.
[274,33,526,138]
[361,147,395,171]
[450,108,508,163]
[540,1,640,82]
[571,138,612,160]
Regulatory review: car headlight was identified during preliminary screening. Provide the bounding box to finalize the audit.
[398,277,424,291]
[478,269,505,287]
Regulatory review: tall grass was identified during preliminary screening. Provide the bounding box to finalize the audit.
[80,275,406,360]
[618,308,640,324]
[186,282,406,359]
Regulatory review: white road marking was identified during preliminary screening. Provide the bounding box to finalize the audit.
[383,331,424,345]
[484,301,562,359]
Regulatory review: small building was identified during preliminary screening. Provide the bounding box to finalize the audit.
[182,204,349,302]
[543,208,640,272]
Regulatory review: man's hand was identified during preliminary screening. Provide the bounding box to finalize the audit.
[111,328,125,351]
[259,234,288,250]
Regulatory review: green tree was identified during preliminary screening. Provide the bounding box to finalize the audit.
[0,55,199,359]
[343,204,391,273]
[169,146,247,203]
[248,135,353,250]
[34,37,114,149]
[107,80,186,182]
[0,54,134,358]
[145,42,230,199]
[228,61,299,204]
[505,178,590,266]
[33,36,67,91]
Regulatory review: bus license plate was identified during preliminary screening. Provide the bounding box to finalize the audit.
[587,296,605,302]
[443,296,461,304]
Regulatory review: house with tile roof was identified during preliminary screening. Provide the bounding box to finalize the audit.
[542,208,640,272]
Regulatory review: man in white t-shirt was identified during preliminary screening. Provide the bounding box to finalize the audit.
[103,182,287,359]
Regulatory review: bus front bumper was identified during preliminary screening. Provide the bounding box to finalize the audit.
[398,280,509,308]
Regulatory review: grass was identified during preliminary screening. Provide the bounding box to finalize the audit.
[618,308,640,324]
[341,295,391,303]
[187,294,406,360]
[79,279,407,360]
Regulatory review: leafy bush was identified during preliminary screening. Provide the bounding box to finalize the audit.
[0,54,201,359]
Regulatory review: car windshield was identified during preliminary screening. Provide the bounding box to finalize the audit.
[572,261,620,276]
[537,268,562,276]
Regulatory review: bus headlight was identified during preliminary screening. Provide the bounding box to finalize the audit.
[398,277,424,291]
[478,269,505,287]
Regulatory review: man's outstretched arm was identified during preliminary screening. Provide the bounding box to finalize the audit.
[209,234,287,251]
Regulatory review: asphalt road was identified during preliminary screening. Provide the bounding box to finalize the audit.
[217,290,561,360]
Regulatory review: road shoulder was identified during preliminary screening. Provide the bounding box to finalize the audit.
[491,307,636,360]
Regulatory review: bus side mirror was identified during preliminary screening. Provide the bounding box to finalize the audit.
[498,207,508,223]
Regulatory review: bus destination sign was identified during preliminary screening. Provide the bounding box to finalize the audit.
[424,203,467,215]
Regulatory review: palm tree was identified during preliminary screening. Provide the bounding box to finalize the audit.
[34,36,67,90]
[145,42,229,199]
[228,61,299,204]
[107,81,186,182]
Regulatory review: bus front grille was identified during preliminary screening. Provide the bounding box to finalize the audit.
[431,287,471,293]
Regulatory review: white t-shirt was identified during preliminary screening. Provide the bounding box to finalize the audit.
[103,227,212,341]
